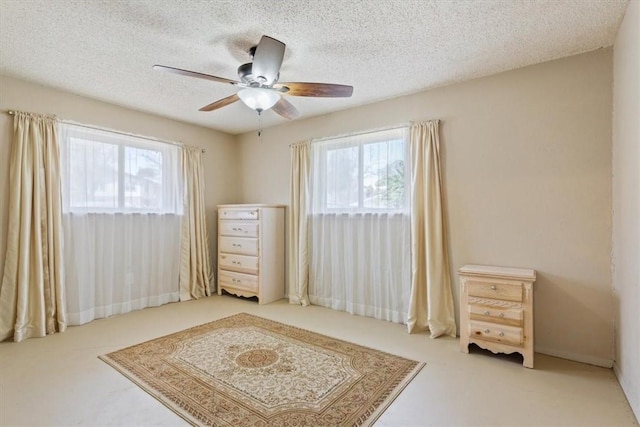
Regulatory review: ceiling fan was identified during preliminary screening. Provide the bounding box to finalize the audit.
[153,35,354,120]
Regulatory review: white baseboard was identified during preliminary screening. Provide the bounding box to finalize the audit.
[613,362,640,422]
[536,346,613,368]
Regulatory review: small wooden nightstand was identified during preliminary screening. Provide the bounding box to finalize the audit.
[459,264,536,368]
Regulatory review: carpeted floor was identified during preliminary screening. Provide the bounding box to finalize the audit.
[99,312,424,426]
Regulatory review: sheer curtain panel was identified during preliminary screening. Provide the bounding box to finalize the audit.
[407,121,456,338]
[59,123,182,325]
[0,112,67,342]
[288,141,311,306]
[308,128,411,323]
[179,146,212,300]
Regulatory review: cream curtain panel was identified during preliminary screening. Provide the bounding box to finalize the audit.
[288,140,311,306]
[407,121,456,338]
[179,146,212,300]
[0,112,67,342]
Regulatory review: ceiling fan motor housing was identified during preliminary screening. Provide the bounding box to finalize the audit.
[237,62,253,83]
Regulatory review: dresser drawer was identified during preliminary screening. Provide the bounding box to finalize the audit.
[467,281,522,302]
[469,304,523,326]
[470,320,523,346]
[219,236,258,256]
[219,270,258,292]
[219,208,259,220]
[219,221,259,238]
[219,253,259,275]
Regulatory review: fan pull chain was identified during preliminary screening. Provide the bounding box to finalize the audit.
[257,111,263,142]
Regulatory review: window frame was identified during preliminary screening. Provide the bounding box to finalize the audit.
[60,124,181,214]
[313,127,409,214]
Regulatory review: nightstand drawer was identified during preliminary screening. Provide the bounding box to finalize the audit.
[467,281,522,302]
[219,236,259,256]
[219,253,259,275]
[219,221,259,237]
[469,305,523,326]
[219,270,258,292]
[470,320,523,346]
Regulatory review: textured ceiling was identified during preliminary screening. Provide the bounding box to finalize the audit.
[0,0,629,135]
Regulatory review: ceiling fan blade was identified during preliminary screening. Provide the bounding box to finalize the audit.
[153,64,239,85]
[251,36,285,86]
[272,98,300,120]
[274,82,353,98]
[199,94,240,112]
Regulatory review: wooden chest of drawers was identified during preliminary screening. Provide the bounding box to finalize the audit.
[459,264,536,368]
[217,204,285,304]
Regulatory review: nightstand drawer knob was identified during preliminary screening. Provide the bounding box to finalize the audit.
[484,310,490,316]
[499,331,505,337]
[498,313,505,318]
[484,329,490,333]
[490,285,497,290]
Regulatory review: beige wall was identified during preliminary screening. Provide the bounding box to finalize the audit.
[613,0,640,419]
[237,48,614,366]
[0,75,241,281]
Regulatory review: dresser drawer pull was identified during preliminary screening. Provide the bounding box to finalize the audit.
[232,243,242,247]
[232,261,241,265]
[484,329,490,333]
[499,331,505,337]
[490,285,497,290]
[483,310,490,316]
[498,313,505,318]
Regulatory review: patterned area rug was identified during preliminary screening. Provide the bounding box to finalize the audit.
[99,313,424,426]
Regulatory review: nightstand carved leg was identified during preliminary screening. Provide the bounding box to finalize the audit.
[523,352,534,368]
[460,336,469,353]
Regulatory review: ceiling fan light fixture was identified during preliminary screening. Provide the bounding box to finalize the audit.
[237,87,281,112]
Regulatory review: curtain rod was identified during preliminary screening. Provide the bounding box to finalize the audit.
[312,123,410,144]
[4,110,205,153]
[289,120,440,146]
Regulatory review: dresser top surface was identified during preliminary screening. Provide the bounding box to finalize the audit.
[459,264,536,281]
[218,204,286,209]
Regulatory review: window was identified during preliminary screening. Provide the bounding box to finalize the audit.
[60,123,182,214]
[312,127,408,212]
